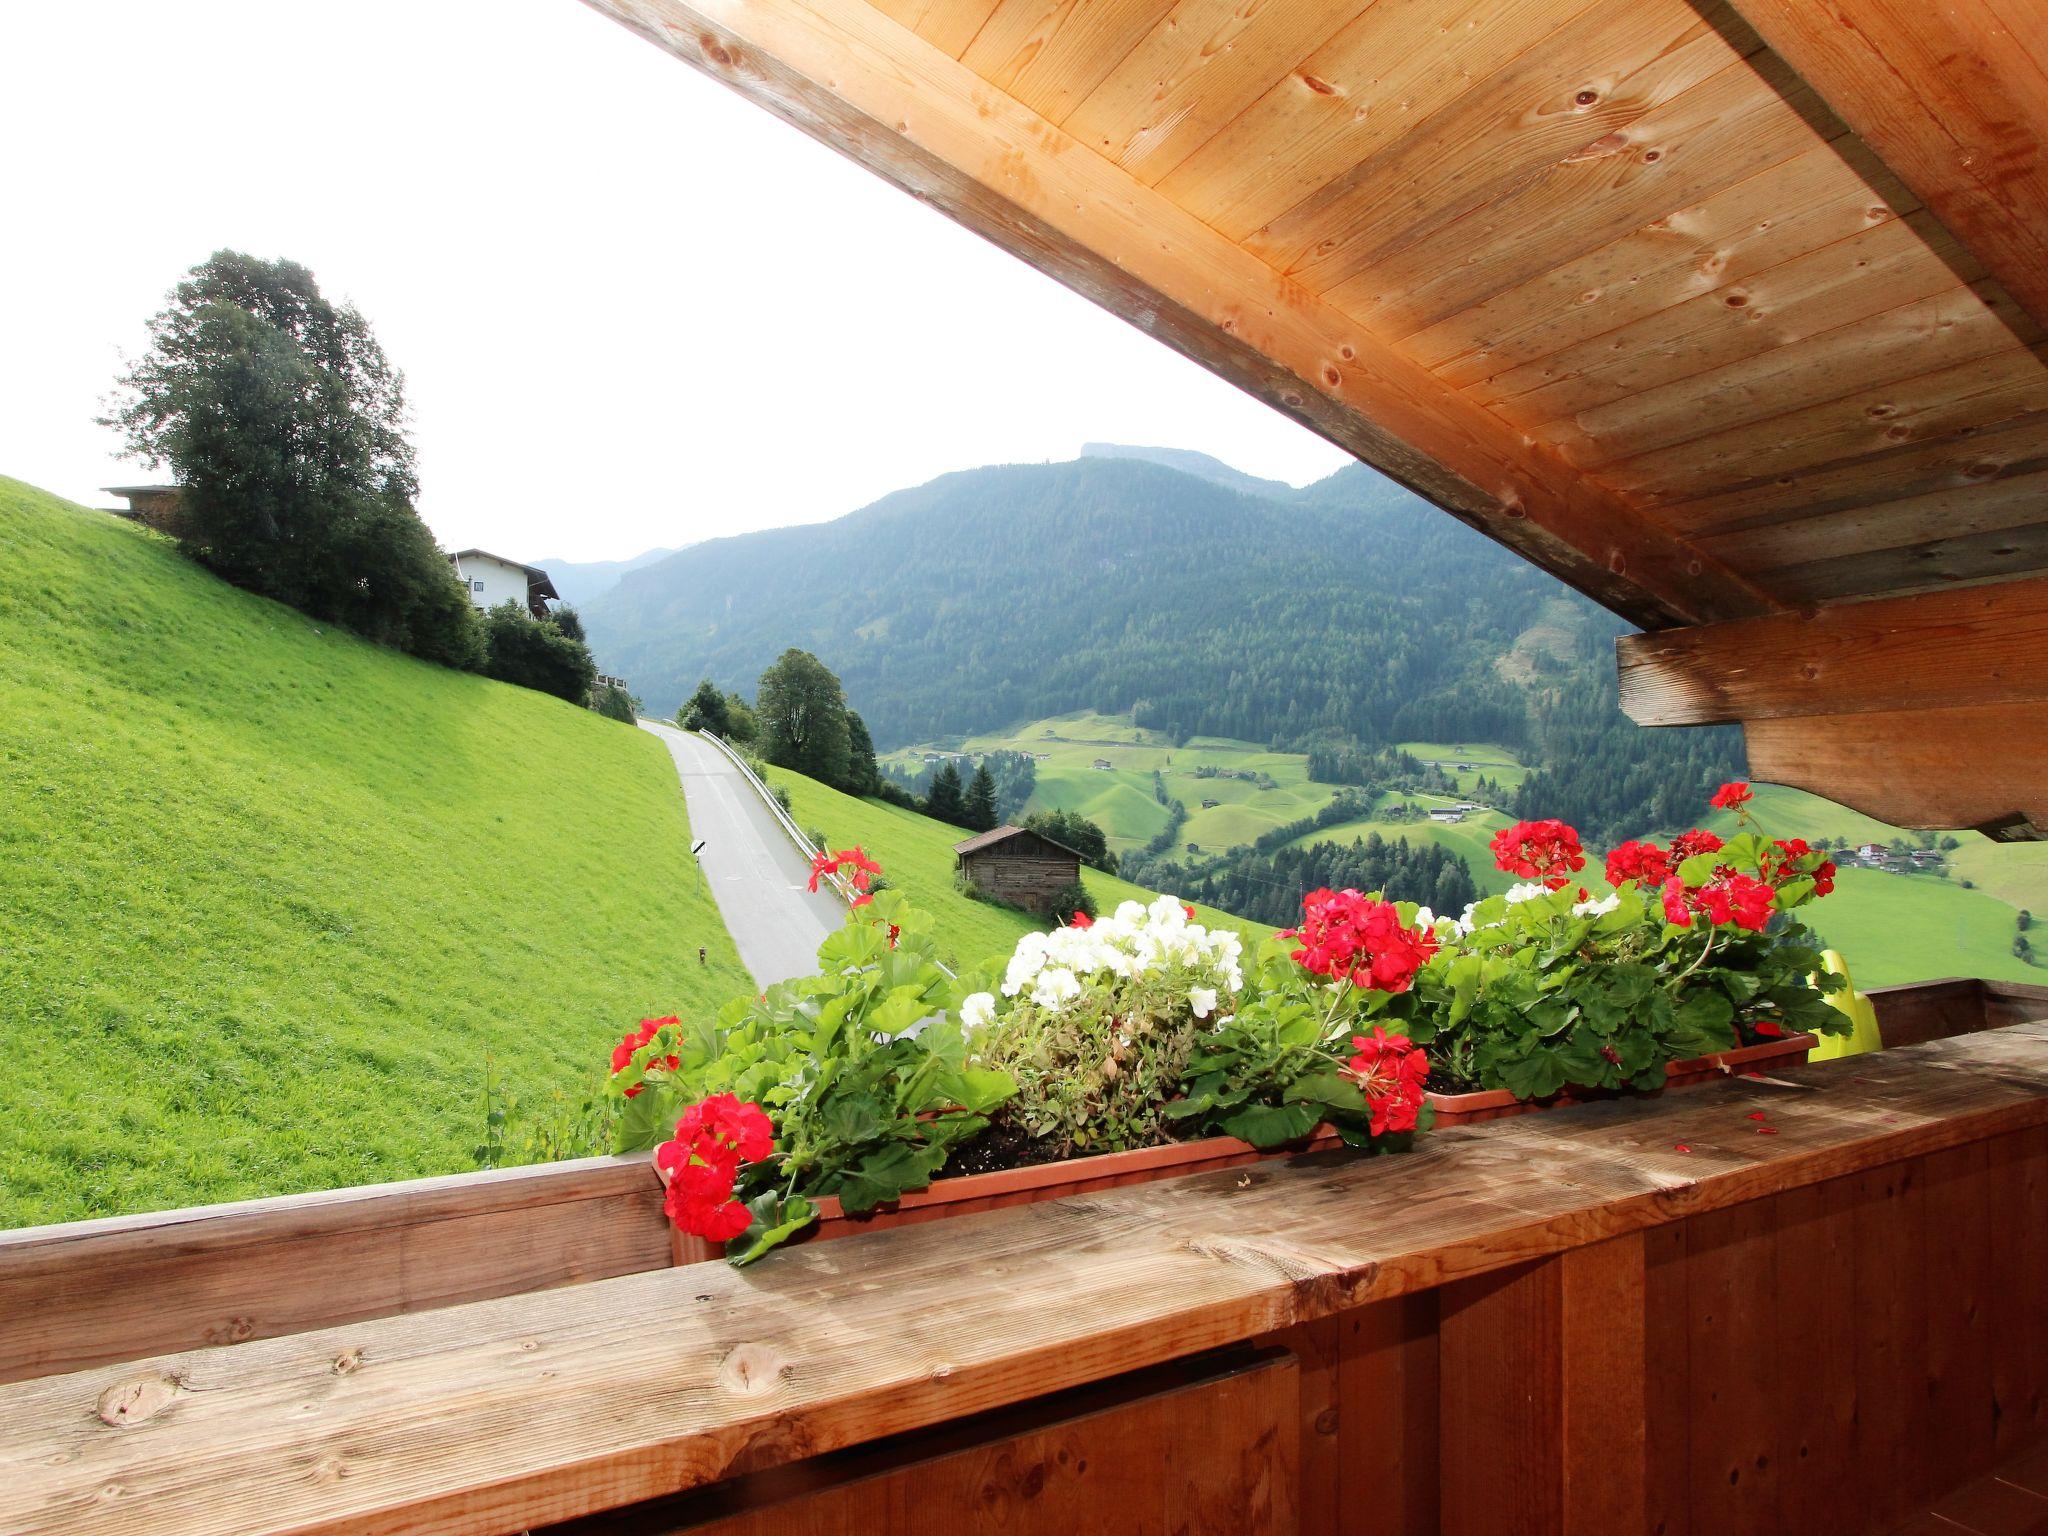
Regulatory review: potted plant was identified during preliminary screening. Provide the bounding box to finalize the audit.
[1400,783,1850,1124]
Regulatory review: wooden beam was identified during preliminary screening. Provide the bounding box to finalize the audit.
[1615,574,2048,725]
[577,0,1777,630]
[1719,0,2048,334]
[1744,703,2048,839]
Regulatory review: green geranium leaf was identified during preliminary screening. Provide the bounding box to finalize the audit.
[1219,1100,1321,1149]
[727,1194,818,1266]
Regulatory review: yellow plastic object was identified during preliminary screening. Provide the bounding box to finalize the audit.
[1810,949,1884,1061]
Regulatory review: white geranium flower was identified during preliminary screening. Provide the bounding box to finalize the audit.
[1030,966,1083,1011]
[1504,882,1552,905]
[1573,892,1621,918]
[1190,986,1219,1019]
[959,992,996,1030]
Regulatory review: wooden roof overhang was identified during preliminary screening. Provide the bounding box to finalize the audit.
[581,0,2048,837]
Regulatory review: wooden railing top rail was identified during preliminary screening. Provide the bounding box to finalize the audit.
[2,1023,2045,1536]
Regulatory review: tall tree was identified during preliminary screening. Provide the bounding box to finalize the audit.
[756,648,851,786]
[845,710,880,796]
[102,251,477,666]
[925,761,967,826]
[677,678,731,735]
[962,761,999,831]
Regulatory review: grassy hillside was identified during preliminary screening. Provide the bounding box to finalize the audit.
[0,478,750,1227]
[764,763,1273,973]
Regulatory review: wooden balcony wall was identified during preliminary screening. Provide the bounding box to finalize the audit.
[2,979,2045,1536]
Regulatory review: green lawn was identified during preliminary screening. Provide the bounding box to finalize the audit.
[0,477,751,1227]
[1291,795,1519,897]
[1796,871,2042,989]
[764,764,1273,974]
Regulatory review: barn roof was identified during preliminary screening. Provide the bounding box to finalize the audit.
[953,824,1083,860]
[587,0,2048,837]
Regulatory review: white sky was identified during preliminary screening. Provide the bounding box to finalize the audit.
[0,0,1352,562]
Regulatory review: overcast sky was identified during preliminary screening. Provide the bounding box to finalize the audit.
[0,0,1352,562]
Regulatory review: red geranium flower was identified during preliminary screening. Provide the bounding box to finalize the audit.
[1283,889,1439,994]
[1489,819,1586,890]
[1344,1026,1430,1136]
[656,1093,774,1241]
[808,847,883,895]
[1709,781,1754,812]
[1762,838,1837,899]
[1605,839,1671,888]
[1669,828,1725,862]
[1660,876,1695,928]
[1695,871,1777,932]
[610,1016,681,1098]
[1069,910,1094,929]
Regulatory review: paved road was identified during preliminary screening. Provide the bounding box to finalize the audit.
[639,721,845,988]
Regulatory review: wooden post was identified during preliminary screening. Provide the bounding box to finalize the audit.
[1438,1233,1648,1536]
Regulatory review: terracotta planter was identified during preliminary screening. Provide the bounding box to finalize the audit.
[1424,1033,1817,1128]
[670,1125,1344,1265]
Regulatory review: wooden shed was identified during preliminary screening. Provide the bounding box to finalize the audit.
[953,823,1082,912]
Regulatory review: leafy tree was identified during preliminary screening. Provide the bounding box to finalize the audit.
[102,250,477,666]
[723,691,760,744]
[677,679,731,735]
[548,605,587,643]
[963,762,999,832]
[592,683,637,723]
[845,711,881,796]
[479,601,596,703]
[1022,809,1115,872]
[925,761,967,826]
[756,648,851,786]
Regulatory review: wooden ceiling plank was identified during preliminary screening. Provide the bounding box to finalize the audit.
[1060,0,1372,187]
[579,0,1774,628]
[1598,341,2048,499]
[1477,209,1977,420]
[1247,0,1747,292]
[1533,280,2036,471]
[1655,412,2048,531]
[1615,572,2048,722]
[1155,0,1604,242]
[1324,50,1832,337]
[1405,139,1909,385]
[1763,520,2048,605]
[962,0,1179,126]
[865,0,1006,59]
[1698,467,2048,574]
[1719,0,2048,334]
[1745,703,2048,837]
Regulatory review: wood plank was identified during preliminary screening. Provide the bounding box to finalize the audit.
[863,0,1004,60]
[1988,1128,2048,1453]
[576,0,1773,629]
[960,0,1177,127]
[1744,703,2048,836]
[1338,1293,1437,1536]
[1614,573,2048,724]
[547,1349,1300,1534]
[1405,137,1914,383]
[1924,1141,2000,1485]
[1851,1157,1935,1530]
[1643,1221,1691,1536]
[1719,0,2048,332]
[1325,50,1838,337]
[1769,1178,1862,1535]
[1682,1199,1778,1534]
[1247,0,1750,292]
[1060,0,1370,187]
[1,1027,2042,1536]
[1763,519,2048,604]
[1488,211,1990,425]
[1438,1234,1647,1536]
[1597,341,2048,501]
[0,1154,668,1386]
[1156,0,1604,242]
[1696,466,2048,575]
[1258,1316,1342,1536]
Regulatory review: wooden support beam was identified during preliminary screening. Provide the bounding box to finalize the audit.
[1616,576,2048,836]
[578,0,1777,630]
[1720,0,2048,335]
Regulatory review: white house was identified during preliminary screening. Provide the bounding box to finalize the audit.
[448,550,559,618]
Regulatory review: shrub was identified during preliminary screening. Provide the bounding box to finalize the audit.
[592,683,636,723]
[478,601,597,703]
[1047,880,1095,923]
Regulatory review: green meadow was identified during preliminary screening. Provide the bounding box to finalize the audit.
[0,478,752,1226]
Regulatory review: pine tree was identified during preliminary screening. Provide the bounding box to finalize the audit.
[925,761,967,826]
[963,762,999,832]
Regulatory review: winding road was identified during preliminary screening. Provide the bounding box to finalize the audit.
[638,721,845,988]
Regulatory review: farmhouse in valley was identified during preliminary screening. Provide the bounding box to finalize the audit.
[448,549,558,619]
[953,825,1082,914]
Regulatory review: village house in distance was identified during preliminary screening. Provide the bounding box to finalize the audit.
[953,825,1082,915]
[448,549,558,619]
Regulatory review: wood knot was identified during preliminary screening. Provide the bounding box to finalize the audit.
[698,33,733,68]
[1298,72,1336,96]
[718,1343,792,1398]
[97,1372,181,1428]
[332,1348,364,1376]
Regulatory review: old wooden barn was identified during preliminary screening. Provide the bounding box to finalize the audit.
[953,823,1083,912]
[4,1,2047,1534]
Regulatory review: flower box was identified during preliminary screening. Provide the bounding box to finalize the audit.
[670,1125,1343,1265]
[1423,1032,1816,1128]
